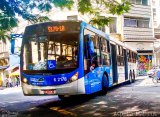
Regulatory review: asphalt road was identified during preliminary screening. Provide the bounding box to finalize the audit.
[1,76,160,117]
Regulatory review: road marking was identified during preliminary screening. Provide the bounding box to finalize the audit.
[50,107,77,116]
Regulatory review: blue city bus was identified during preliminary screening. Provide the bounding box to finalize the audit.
[20,21,137,99]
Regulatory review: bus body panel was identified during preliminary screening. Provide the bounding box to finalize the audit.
[21,21,137,96]
[84,66,112,94]
[22,77,85,95]
[117,66,126,83]
[81,22,112,94]
[22,69,79,86]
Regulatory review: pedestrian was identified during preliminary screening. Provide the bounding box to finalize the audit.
[15,76,19,87]
[5,77,9,88]
[8,77,12,88]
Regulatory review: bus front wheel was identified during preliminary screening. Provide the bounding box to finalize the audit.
[100,74,109,95]
[58,95,65,100]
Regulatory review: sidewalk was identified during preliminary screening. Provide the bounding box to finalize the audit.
[0,86,22,94]
[136,76,160,87]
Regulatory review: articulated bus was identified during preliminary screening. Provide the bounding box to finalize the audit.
[21,21,137,99]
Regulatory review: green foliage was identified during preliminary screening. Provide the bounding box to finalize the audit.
[38,3,52,12]
[107,0,131,15]
[0,30,10,43]
[90,16,113,27]
[51,0,74,9]
[0,0,131,42]
[78,0,131,27]
[78,0,94,14]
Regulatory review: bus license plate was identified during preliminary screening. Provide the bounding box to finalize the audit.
[43,90,56,94]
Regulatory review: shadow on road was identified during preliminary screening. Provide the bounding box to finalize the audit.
[18,78,160,117]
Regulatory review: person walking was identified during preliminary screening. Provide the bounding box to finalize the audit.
[5,77,9,87]
[15,76,19,87]
[8,77,12,88]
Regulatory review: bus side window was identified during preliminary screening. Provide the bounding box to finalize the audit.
[117,45,121,66]
[100,37,110,66]
[121,47,124,66]
[84,29,102,72]
[91,35,101,66]
[128,50,131,62]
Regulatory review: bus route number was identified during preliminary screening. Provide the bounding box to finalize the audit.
[48,25,65,32]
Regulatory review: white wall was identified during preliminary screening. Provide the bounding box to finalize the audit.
[125,42,154,51]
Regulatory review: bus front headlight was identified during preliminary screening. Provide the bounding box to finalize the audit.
[68,72,78,83]
[23,78,28,83]
[22,76,28,84]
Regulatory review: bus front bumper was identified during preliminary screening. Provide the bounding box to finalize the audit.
[22,78,85,95]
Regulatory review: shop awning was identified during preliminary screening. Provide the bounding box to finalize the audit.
[5,64,19,71]
[10,70,20,76]
[0,65,9,70]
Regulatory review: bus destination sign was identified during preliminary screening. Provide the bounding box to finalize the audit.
[48,25,65,32]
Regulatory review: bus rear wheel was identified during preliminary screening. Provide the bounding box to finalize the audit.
[132,70,135,82]
[129,70,133,83]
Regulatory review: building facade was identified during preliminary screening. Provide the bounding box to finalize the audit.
[152,0,160,66]
[122,0,155,75]
[0,40,9,86]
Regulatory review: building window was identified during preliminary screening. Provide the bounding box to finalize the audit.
[124,18,150,28]
[152,0,155,6]
[98,16,106,32]
[153,8,156,13]
[130,0,148,5]
[98,27,105,32]
[136,0,142,4]
[137,20,149,28]
[142,0,148,5]
[124,19,137,27]
[67,15,78,20]
[153,8,156,22]
[109,17,117,33]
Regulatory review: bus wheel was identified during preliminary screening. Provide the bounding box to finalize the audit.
[100,74,108,95]
[58,95,65,100]
[132,70,135,82]
[129,70,133,83]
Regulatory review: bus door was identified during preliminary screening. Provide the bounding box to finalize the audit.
[84,33,101,93]
[111,44,118,84]
[124,49,128,80]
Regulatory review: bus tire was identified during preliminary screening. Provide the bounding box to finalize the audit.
[129,70,132,83]
[100,73,109,95]
[58,95,65,100]
[132,70,135,82]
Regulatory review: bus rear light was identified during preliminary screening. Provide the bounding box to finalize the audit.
[68,72,78,83]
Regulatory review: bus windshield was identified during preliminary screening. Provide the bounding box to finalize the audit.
[22,32,79,71]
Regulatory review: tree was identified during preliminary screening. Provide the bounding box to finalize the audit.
[0,0,131,42]
[78,0,131,26]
